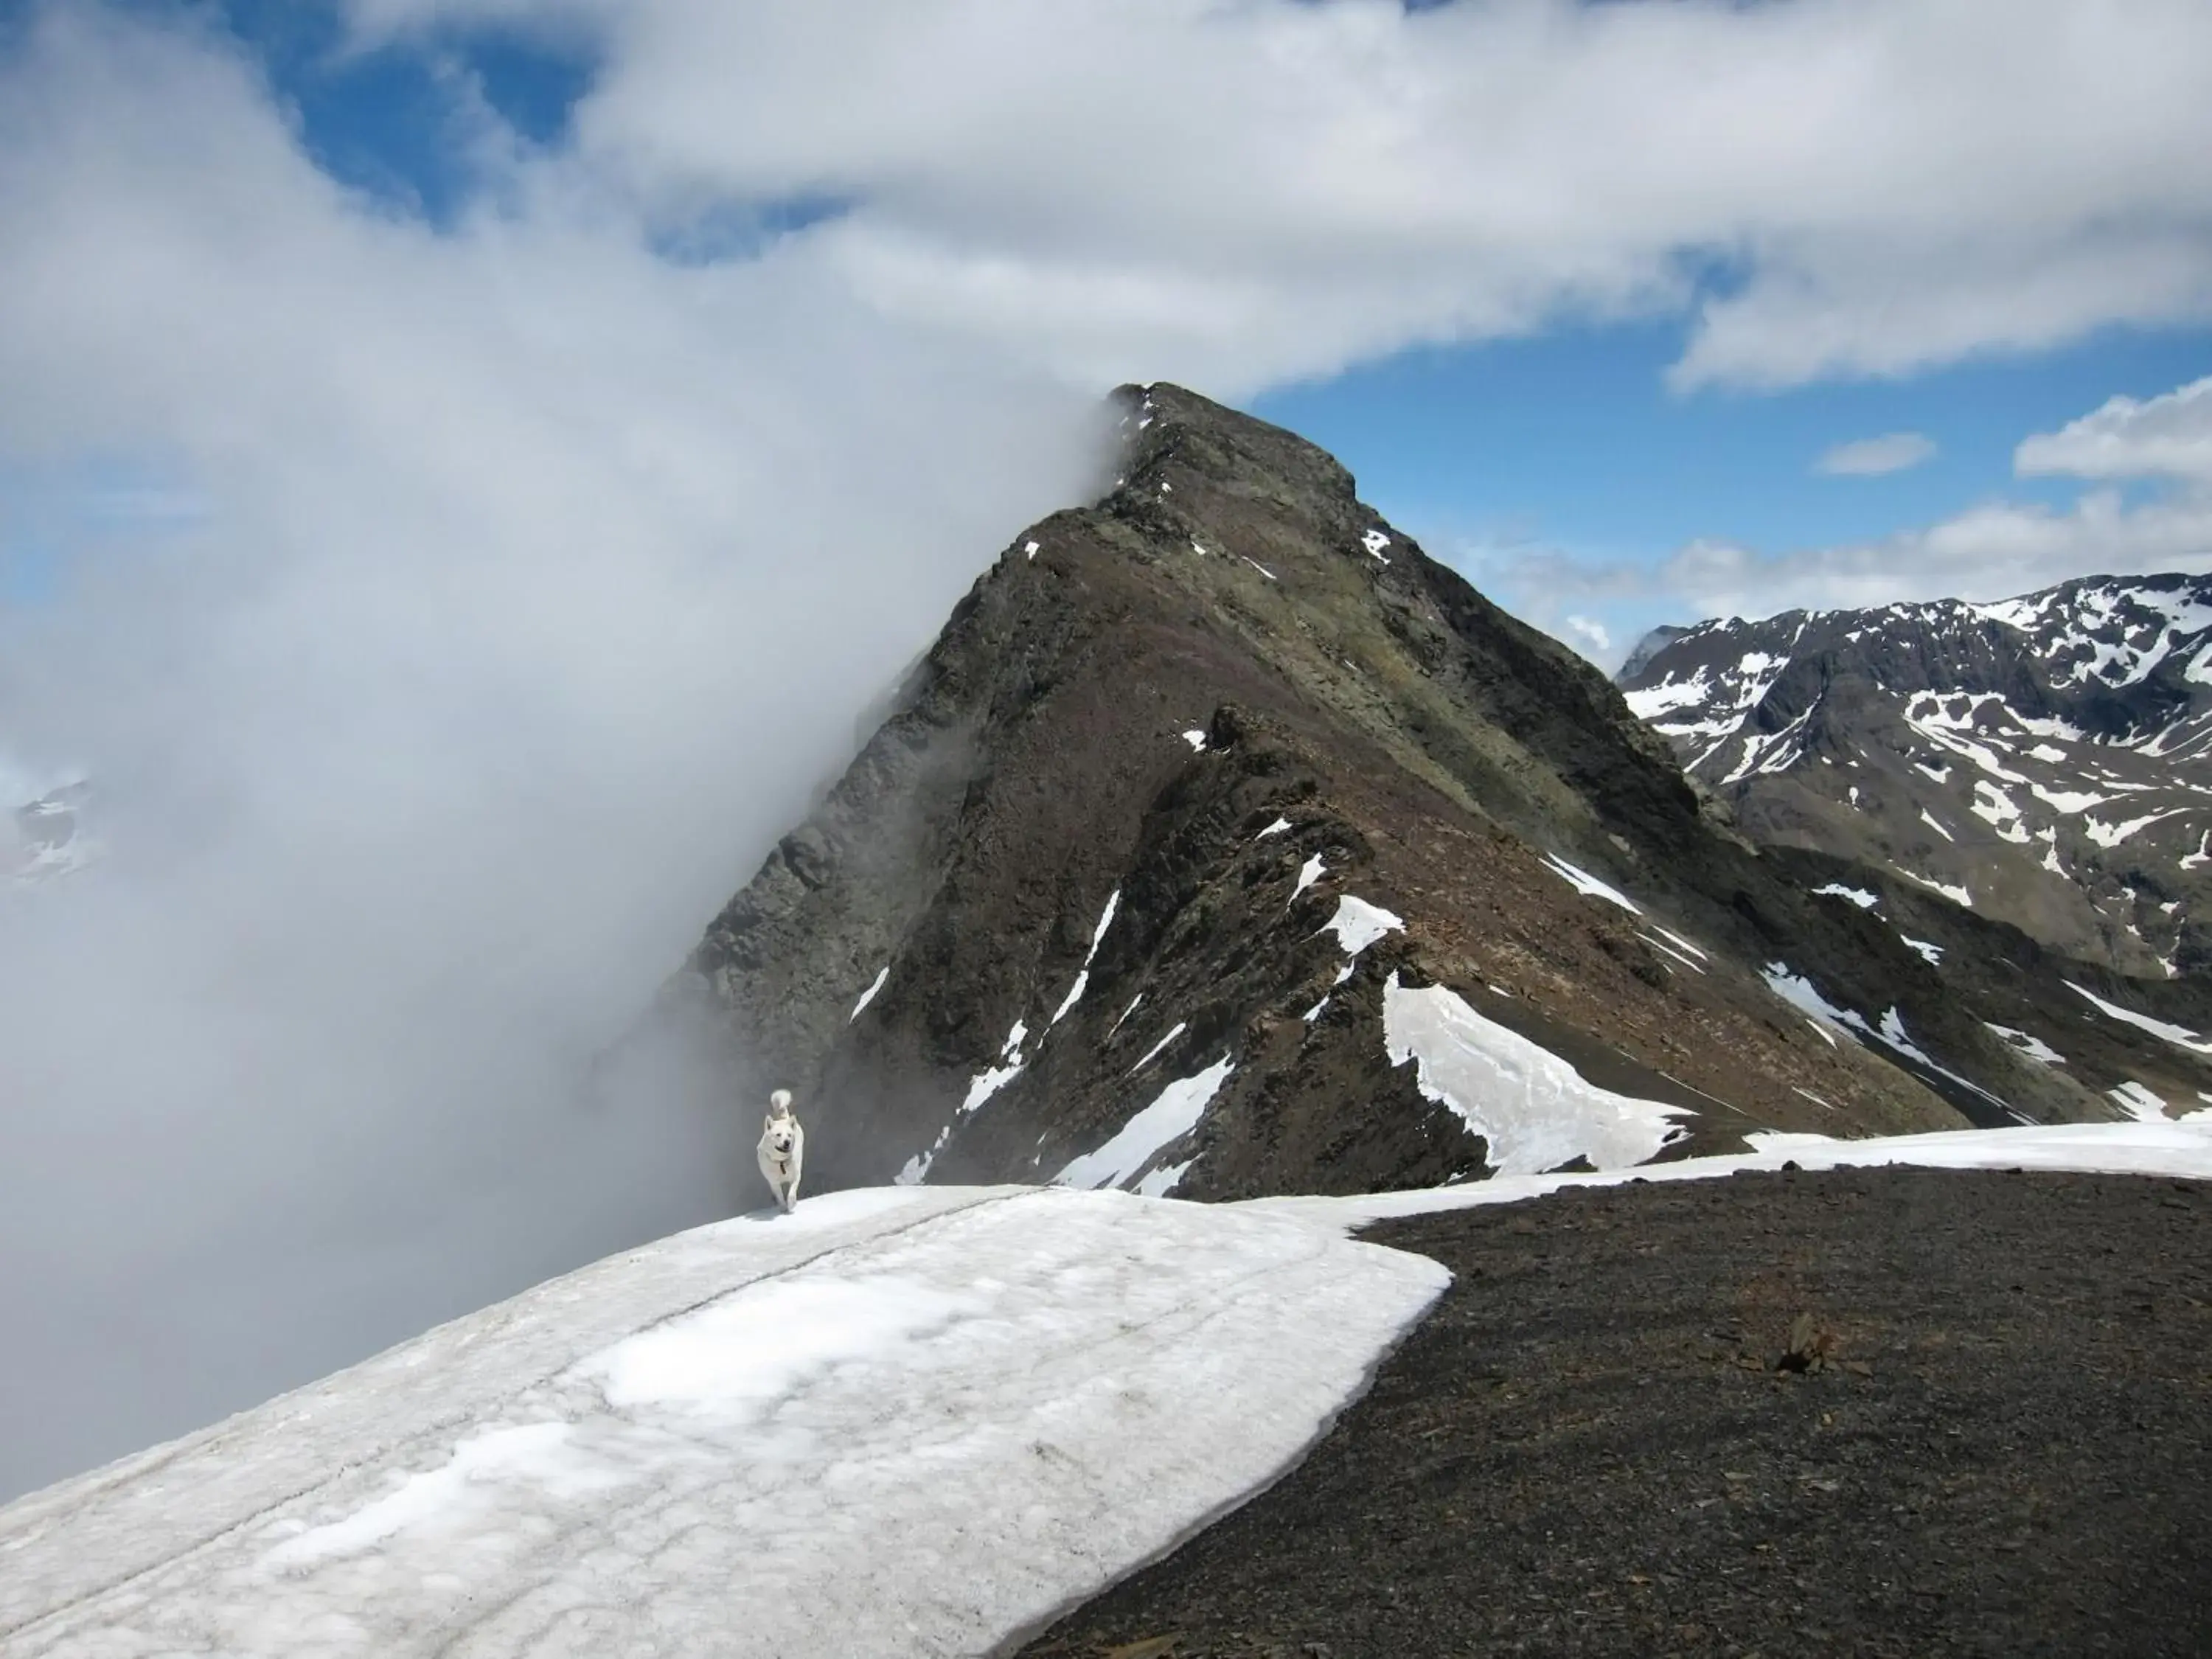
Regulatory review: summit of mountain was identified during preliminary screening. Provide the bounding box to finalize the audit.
[634,387,2212,1203]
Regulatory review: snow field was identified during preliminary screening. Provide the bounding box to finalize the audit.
[0,1186,1446,1659]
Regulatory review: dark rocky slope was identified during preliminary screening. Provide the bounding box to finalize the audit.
[644,388,2212,1201]
[1018,1167,2212,1659]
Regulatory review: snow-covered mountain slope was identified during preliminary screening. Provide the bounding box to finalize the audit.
[10,1123,2210,1658]
[1618,575,2212,977]
[636,389,2212,1205]
[0,1185,1445,1659]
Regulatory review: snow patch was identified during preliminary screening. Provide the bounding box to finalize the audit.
[1134,1161,1192,1198]
[1540,854,1641,915]
[1322,894,1403,956]
[849,966,889,1023]
[1106,993,1145,1041]
[2031,783,2108,815]
[1085,889,1121,961]
[1126,1021,1189,1076]
[1382,973,1691,1175]
[1871,1007,2014,1115]
[1057,1057,1235,1192]
[2109,1082,2170,1123]
[1048,891,1121,1029]
[1984,1023,2065,1065]
[1761,964,1851,1047]
[1812,883,1879,910]
[1896,869,1972,907]
[900,1020,1031,1183]
[1255,1119,2212,1234]
[1048,972,1090,1029]
[1641,933,1708,974]
[1622,669,1711,721]
[2066,981,2212,1055]
[2084,807,2186,848]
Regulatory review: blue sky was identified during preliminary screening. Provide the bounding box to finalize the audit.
[171,2,2212,608]
[1259,323,2212,571]
[1257,320,2212,654]
[7,0,2212,667]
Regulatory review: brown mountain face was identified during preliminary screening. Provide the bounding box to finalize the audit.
[641,386,2212,1203]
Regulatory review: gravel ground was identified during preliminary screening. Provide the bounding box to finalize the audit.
[1017,1167,2212,1658]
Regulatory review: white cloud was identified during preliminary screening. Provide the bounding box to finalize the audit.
[1481,378,2212,658]
[1562,614,1612,657]
[0,5,1098,1497]
[2016,374,2212,483]
[341,0,2212,395]
[1816,431,1936,477]
[1652,488,2212,620]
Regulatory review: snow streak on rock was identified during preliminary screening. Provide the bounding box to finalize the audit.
[1382,972,1691,1176]
[1540,854,1641,915]
[2066,981,2212,1056]
[1253,1118,2212,1234]
[1055,1055,1236,1193]
[849,966,890,1023]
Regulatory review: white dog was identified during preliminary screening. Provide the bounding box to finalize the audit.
[757,1088,805,1214]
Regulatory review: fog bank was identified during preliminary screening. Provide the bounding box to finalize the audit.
[0,9,1098,1498]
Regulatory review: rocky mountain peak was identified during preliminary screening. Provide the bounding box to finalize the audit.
[1106,382,1363,513]
[622,398,2212,1208]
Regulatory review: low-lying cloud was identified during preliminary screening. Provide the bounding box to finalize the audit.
[0,7,1097,1498]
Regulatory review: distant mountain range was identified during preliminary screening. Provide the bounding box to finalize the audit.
[1618,577,2212,978]
[619,387,2212,1205]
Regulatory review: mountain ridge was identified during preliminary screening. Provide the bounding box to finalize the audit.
[630,387,2212,1203]
[1618,574,2212,976]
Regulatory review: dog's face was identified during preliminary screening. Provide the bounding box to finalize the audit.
[765,1121,796,1158]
